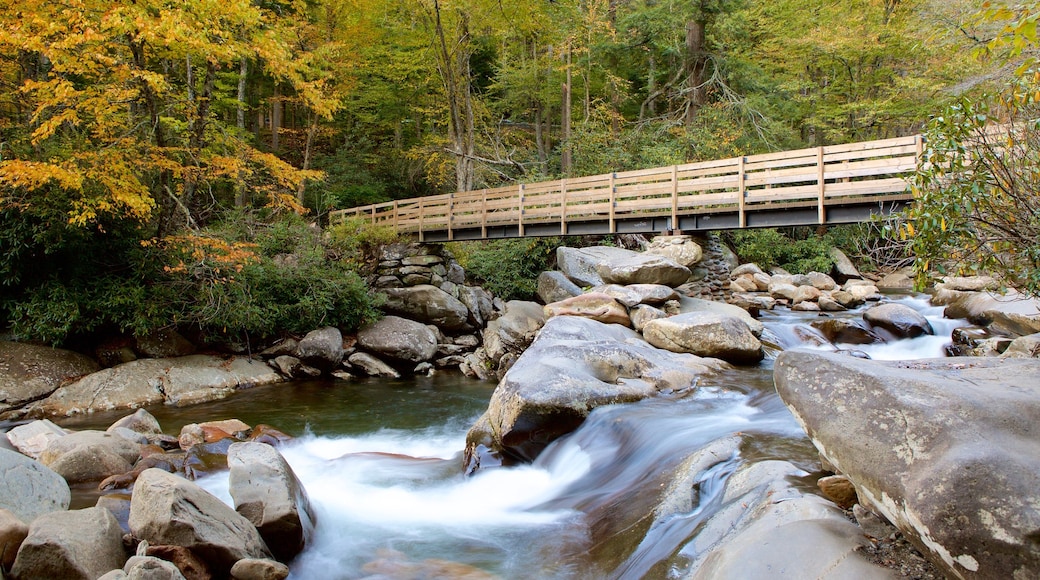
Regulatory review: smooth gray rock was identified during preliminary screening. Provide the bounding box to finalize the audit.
[228,442,316,563]
[381,285,472,332]
[642,312,764,364]
[863,302,934,339]
[588,284,643,308]
[458,285,495,328]
[134,328,196,359]
[6,419,67,459]
[556,246,608,287]
[11,507,126,580]
[123,555,187,580]
[594,252,691,287]
[108,409,162,436]
[129,469,272,576]
[936,275,1000,292]
[481,301,546,364]
[467,316,726,463]
[346,352,400,378]
[536,271,583,305]
[624,284,679,306]
[944,291,1040,337]
[644,235,704,267]
[810,319,883,345]
[1002,333,1040,358]
[39,430,138,484]
[230,558,290,580]
[357,316,437,364]
[677,297,764,337]
[295,327,344,371]
[543,293,632,328]
[0,341,99,418]
[630,304,668,333]
[828,247,861,282]
[731,263,764,277]
[774,351,1040,580]
[0,447,70,521]
[31,356,283,417]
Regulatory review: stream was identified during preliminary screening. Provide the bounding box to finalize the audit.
[59,294,962,579]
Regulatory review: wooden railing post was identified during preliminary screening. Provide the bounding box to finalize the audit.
[371,205,376,225]
[670,165,679,233]
[737,157,747,228]
[447,192,454,241]
[518,183,525,237]
[481,189,488,239]
[393,200,399,234]
[418,197,425,242]
[609,172,616,234]
[817,146,826,225]
[561,178,568,235]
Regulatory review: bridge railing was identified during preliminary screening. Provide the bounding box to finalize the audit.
[331,134,923,239]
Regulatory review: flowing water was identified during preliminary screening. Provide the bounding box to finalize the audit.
[59,294,962,579]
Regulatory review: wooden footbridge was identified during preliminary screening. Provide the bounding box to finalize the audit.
[331,134,923,242]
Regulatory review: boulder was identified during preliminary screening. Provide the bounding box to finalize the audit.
[143,545,210,580]
[108,409,163,436]
[294,327,344,371]
[228,442,316,563]
[134,329,196,359]
[863,303,934,339]
[381,285,472,332]
[0,447,70,522]
[129,469,272,575]
[810,319,883,345]
[642,312,764,364]
[625,284,679,305]
[346,353,400,379]
[11,507,126,580]
[123,555,187,580]
[677,297,764,337]
[936,275,1000,292]
[357,316,437,365]
[0,341,99,418]
[6,419,67,459]
[792,285,822,305]
[536,271,583,305]
[1002,333,1040,358]
[828,247,861,283]
[806,271,838,291]
[774,351,1040,579]
[39,431,137,484]
[558,246,691,287]
[481,301,546,364]
[629,304,668,333]
[845,282,882,302]
[555,246,608,287]
[730,263,764,277]
[0,508,28,571]
[32,356,283,417]
[768,282,799,301]
[230,558,289,580]
[468,316,726,463]
[588,284,643,308]
[644,235,703,267]
[458,285,495,328]
[543,293,631,327]
[877,270,914,290]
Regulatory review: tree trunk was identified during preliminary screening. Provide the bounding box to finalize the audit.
[236,58,247,131]
[684,14,708,126]
[298,110,318,208]
[431,0,476,192]
[271,84,282,152]
[562,48,573,176]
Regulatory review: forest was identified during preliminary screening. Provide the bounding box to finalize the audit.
[0,0,1036,347]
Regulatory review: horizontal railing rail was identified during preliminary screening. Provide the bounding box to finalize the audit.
[331,134,924,240]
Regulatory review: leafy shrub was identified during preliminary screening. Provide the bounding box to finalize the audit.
[327,217,402,271]
[457,237,561,300]
[727,228,833,274]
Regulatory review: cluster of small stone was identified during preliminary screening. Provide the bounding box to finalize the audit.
[678,232,735,301]
[372,243,465,289]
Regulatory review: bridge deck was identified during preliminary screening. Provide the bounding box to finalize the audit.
[332,135,922,241]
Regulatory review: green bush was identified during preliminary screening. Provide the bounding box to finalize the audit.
[727,228,833,274]
[457,237,561,300]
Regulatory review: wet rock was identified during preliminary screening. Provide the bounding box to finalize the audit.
[642,312,764,364]
[536,271,583,305]
[268,355,302,378]
[381,285,472,332]
[228,442,316,562]
[481,300,546,364]
[0,447,71,521]
[1002,333,1040,358]
[129,469,272,575]
[644,235,703,267]
[357,316,437,364]
[677,297,764,337]
[0,341,100,418]
[230,558,289,580]
[96,494,132,533]
[346,352,401,379]
[31,356,283,417]
[144,544,211,580]
[810,319,883,345]
[818,294,847,312]
[863,302,934,339]
[0,507,28,570]
[817,474,858,509]
[11,507,126,580]
[40,430,141,484]
[183,439,237,479]
[6,419,67,459]
[774,351,1040,580]
[543,293,632,327]
[468,316,726,463]
[295,327,344,372]
[109,409,163,437]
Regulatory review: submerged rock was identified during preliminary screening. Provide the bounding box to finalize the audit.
[774,351,1040,579]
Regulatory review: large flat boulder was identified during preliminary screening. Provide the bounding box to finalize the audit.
[30,355,283,417]
[357,316,437,364]
[677,297,763,337]
[381,285,472,332]
[481,300,546,364]
[944,291,1040,337]
[468,316,726,463]
[774,351,1040,579]
[644,235,703,267]
[536,271,583,304]
[642,312,764,364]
[11,507,126,580]
[863,302,934,339]
[130,468,272,575]
[0,447,70,522]
[294,327,344,371]
[557,246,691,288]
[543,293,632,327]
[0,341,99,418]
